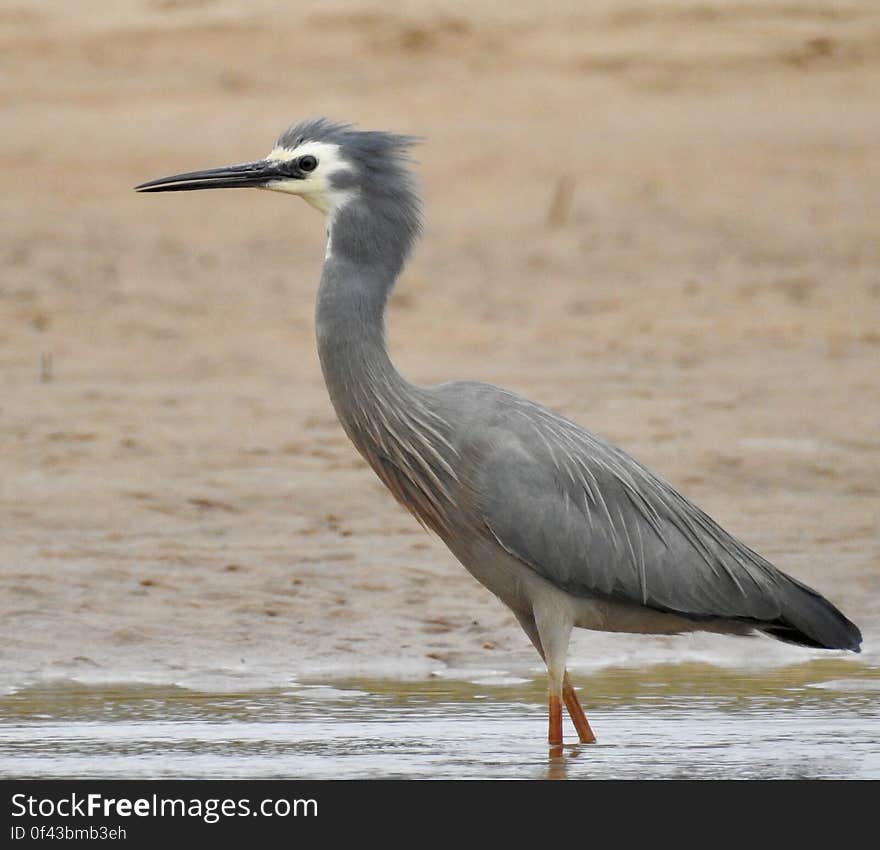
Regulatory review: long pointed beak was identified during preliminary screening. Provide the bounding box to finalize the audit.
[135,159,288,193]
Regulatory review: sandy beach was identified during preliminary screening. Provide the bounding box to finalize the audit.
[2,0,878,692]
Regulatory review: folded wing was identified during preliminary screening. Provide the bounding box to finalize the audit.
[477,400,861,651]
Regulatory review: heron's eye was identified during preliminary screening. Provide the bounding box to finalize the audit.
[298,155,318,173]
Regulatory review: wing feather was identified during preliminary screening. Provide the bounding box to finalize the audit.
[475,394,861,650]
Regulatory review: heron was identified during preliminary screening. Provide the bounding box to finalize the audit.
[136,118,862,747]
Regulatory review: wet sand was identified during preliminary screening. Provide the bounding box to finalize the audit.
[1,0,879,694]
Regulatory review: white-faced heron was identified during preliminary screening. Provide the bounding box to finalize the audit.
[137,119,862,747]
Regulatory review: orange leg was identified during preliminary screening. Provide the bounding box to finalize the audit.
[548,693,563,746]
[563,676,597,744]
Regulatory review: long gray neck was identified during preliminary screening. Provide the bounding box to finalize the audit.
[315,196,413,438]
[314,195,459,534]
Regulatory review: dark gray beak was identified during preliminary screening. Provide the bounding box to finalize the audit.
[135,159,289,193]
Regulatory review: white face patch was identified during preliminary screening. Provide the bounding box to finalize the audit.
[263,140,356,215]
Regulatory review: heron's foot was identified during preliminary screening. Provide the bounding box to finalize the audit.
[563,682,597,744]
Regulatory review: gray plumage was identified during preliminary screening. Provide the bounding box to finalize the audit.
[137,118,862,744]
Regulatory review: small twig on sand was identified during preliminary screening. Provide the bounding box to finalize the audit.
[546,175,575,228]
[40,351,53,383]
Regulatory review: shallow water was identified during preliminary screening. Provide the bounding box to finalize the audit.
[1,661,878,779]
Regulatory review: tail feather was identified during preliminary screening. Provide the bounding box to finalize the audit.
[759,575,862,652]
